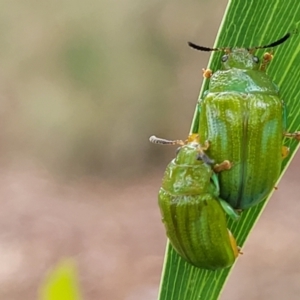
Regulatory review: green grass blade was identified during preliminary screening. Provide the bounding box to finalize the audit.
[158,0,300,299]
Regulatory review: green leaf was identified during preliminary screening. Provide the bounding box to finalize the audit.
[158,0,300,299]
[38,259,82,300]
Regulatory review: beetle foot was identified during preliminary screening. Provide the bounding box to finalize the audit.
[260,52,273,71]
[284,131,300,140]
[213,160,232,173]
[202,68,212,78]
[238,247,243,255]
[282,146,290,159]
[202,140,210,150]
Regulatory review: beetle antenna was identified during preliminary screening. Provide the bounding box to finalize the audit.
[149,135,185,146]
[189,30,296,53]
[188,42,226,52]
[251,32,292,50]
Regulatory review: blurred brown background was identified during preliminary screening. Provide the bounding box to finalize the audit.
[0,1,299,299]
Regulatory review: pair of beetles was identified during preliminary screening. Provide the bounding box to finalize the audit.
[150,32,300,270]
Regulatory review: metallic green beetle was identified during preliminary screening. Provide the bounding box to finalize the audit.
[149,134,240,270]
[188,32,300,209]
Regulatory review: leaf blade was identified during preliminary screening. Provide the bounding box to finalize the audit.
[158,0,300,299]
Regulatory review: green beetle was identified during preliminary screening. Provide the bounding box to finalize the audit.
[188,32,300,209]
[149,134,240,270]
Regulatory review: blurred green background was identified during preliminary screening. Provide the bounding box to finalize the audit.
[1,1,300,300]
[0,0,226,179]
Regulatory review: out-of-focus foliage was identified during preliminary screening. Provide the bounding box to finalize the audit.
[0,0,226,179]
[38,259,82,300]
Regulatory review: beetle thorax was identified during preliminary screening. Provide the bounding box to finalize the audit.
[222,48,259,70]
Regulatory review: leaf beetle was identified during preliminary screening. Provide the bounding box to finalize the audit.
[188,32,300,209]
[149,134,241,270]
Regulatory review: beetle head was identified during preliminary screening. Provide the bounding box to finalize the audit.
[175,144,201,165]
[221,48,260,70]
[175,135,200,165]
[175,134,214,166]
[149,133,214,166]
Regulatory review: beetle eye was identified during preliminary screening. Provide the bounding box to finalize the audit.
[221,55,228,62]
[253,56,259,63]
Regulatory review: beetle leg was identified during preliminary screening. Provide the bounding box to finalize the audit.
[202,68,212,78]
[227,229,241,257]
[284,131,300,140]
[260,51,273,71]
[196,152,214,165]
[219,199,240,221]
[282,146,290,159]
[201,140,210,150]
[213,160,232,173]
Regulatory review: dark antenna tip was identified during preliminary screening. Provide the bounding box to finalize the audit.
[253,32,293,50]
[188,41,221,52]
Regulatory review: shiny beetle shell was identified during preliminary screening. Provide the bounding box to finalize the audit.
[189,33,300,209]
[198,49,283,209]
[158,134,239,269]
